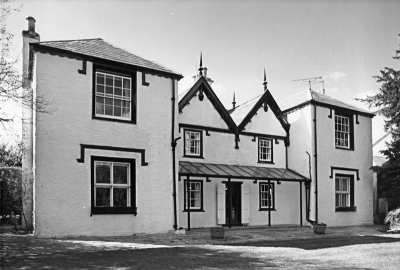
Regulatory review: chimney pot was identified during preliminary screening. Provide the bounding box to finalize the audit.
[203,67,207,78]
[27,17,36,32]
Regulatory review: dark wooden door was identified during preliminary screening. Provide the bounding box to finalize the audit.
[225,182,241,225]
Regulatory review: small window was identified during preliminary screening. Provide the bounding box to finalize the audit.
[93,66,136,123]
[334,111,354,150]
[184,180,203,212]
[335,174,355,212]
[258,138,273,163]
[184,129,203,158]
[259,182,275,210]
[91,156,136,215]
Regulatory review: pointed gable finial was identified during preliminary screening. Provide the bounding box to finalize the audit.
[199,52,203,77]
[232,92,236,109]
[263,68,268,92]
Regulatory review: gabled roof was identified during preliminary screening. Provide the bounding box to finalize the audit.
[31,38,182,78]
[178,76,237,131]
[279,89,374,117]
[230,90,290,133]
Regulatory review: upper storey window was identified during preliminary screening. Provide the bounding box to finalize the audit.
[93,66,136,123]
[334,111,354,150]
[258,138,273,163]
[184,129,203,158]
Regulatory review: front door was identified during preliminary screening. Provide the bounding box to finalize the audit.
[225,182,241,225]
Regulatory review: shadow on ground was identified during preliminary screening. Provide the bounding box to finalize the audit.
[1,246,273,270]
[224,235,400,250]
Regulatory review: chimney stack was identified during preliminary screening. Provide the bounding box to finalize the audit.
[22,16,40,40]
[27,17,36,32]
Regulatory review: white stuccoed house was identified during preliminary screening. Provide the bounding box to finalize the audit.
[22,17,375,237]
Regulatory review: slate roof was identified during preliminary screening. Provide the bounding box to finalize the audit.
[229,94,262,125]
[279,89,374,116]
[33,38,182,77]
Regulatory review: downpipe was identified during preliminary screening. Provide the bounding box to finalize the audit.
[305,151,316,225]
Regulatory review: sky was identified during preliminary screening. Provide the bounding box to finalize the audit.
[2,0,400,155]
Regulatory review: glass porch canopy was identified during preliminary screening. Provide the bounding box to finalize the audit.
[179,161,309,182]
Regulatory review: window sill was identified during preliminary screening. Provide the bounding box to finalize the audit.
[92,116,136,124]
[335,206,357,212]
[183,209,205,212]
[259,208,276,211]
[335,146,354,151]
[91,207,137,215]
[183,155,204,159]
[257,161,274,164]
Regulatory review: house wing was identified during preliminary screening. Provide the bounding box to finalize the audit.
[178,77,237,131]
[233,90,290,134]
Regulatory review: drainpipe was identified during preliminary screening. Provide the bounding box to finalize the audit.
[171,76,179,230]
[313,102,318,223]
[305,151,316,225]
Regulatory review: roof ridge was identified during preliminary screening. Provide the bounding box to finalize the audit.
[103,40,181,75]
[234,93,263,109]
[37,38,102,44]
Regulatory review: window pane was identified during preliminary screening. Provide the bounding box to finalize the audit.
[95,187,110,207]
[123,89,131,99]
[106,75,113,86]
[115,87,122,97]
[105,105,113,116]
[123,78,130,89]
[115,77,122,88]
[113,164,128,184]
[122,107,130,118]
[96,164,111,183]
[96,85,104,94]
[113,188,128,207]
[106,86,113,96]
[97,73,105,85]
[96,97,105,115]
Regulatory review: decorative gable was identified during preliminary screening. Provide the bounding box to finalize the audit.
[178,76,236,131]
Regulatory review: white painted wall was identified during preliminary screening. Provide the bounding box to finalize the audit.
[286,104,373,226]
[242,105,287,137]
[33,53,177,237]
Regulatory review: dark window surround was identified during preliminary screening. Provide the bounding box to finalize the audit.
[91,156,136,215]
[334,109,354,151]
[92,64,137,124]
[259,182,276,211]
[258,138,274,164]
[183,179,204,212]
[335,173,356,212]
[183,129,204,159]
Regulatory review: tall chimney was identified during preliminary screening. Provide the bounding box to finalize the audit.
[21,16,40,232]
[203,67,207,78]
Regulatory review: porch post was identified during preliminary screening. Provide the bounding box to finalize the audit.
[228,177,232,229]
[300,182,303,226]
[187,176,191,231]
[268,180,271,227]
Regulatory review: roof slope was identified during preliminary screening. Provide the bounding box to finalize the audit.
[279,89,374,116]
[229,95,261,125]
[373,156,387,167]
[33,38,182,77]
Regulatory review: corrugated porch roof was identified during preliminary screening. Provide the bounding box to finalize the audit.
[179,161,309,182]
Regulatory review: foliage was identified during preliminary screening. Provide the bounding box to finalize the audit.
[0,167,22,227]
[0,142,22,167]
[384,207,400,232]
[0,0,47,127]
[357,35,400,210]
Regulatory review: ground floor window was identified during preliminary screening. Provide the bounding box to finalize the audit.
[335,174,355,212]
[91,156,136,215]
[259,182,275,210]
[184,180,203,211]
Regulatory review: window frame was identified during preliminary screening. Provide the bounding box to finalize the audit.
[258,138,274,164]
[91,156,136,215]
[183,179,204,212]
[183,129,203,158]
[335,173,355,212]
[259,182,275,211]
[334,110,354,151]
[92,64,137,124]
